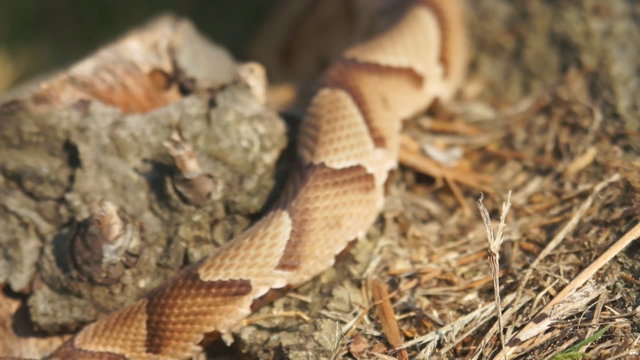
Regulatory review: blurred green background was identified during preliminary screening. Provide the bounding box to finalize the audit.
[0,0,274,93]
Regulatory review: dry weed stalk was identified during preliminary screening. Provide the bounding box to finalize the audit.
[477,191,512,359]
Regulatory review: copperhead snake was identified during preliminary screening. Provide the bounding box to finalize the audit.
[23,0,468,358]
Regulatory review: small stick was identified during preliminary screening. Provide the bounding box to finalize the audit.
[446,176,471,216]
[371,280,409,360]
[243,310,312,325]
[578,291,607,354]
[457,270,507,291]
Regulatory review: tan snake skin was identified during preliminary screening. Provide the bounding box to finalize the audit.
[34,0,468,358]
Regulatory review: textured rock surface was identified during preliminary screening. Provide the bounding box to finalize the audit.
[0,15,286,336]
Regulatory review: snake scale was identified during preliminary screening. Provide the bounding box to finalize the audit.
[20,0,468,358]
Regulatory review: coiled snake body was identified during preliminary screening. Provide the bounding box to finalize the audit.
[39,0,468,358]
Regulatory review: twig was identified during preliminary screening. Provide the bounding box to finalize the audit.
[578,292,607,353]
[242,310,312,325]
[371,280,408,360]
[447,176,471,216]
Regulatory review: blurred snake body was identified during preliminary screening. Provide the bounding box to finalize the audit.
[41,0,467,358]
